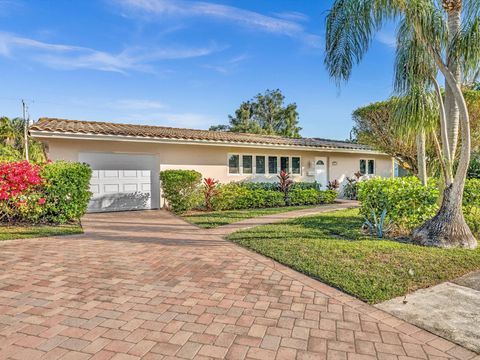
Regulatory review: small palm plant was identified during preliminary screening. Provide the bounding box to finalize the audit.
[364,208,393,238]
[203,178,219,211]
[278,171,294,205]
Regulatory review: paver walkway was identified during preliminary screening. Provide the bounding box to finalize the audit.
[205,200,358,237]
[0,210,477,360]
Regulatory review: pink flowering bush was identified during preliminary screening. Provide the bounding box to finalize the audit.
[0,161,46,222]
[0,160,92,224]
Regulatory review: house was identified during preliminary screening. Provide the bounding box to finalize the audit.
[30,118,394,212]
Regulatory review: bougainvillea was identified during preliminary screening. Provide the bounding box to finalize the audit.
[0,161,45,222]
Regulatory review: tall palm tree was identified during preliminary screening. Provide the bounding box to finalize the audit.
[325,0,479,248]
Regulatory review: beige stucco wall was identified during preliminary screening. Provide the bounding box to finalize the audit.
[40,137,393,202]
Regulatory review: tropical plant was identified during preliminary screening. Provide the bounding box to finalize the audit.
[325,0,480,248]
[363,208,393,238]
[468,152,480,178]
[210,89,302,137]
[0,116,46,163]
[327,179,340,191]
[203,177,219,211]
[277,171,294,205]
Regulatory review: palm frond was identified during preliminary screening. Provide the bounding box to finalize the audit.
[451,17,480,83]
[324,0,401,84]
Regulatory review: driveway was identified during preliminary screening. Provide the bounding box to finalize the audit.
[0,210,476,360]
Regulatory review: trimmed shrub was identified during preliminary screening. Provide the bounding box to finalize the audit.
[210,183,284,211]
[359,177,480,236]
[358,177,439,232]
[241,181,320,191]
[40,161,92,223]
[160,170,202,213]
[318,189,338,204]
[289,188,338,206]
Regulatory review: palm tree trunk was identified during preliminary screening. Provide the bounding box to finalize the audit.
[416,130,427,186]
[444,8,462,158]
[413,44,477,249]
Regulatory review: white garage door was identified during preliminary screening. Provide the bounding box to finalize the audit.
[88,170,152,212]
[79,152,160,213]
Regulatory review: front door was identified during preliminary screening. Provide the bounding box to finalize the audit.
[315,157,328,189]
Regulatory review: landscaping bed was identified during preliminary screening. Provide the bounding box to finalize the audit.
[227,208,480,304]
[183,205,316,228]
[0,223,83,241]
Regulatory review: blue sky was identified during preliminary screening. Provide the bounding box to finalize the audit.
[0,0,397,140]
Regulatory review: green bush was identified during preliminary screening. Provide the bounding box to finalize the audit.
[318,189,338,204]
[289,188,338,206]
[211,183,285,211]
[358,177,480,236]
[467,153,480,179]
[240,181,320,191]
[464,179,480,237]
[358,177,439,232]
[40,161,92,224]
[160,170,202,213]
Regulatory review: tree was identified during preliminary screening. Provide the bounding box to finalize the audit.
[353,90,480,177]
[210,89,302,137]
[0,116,46,163]
[325,0,480,248]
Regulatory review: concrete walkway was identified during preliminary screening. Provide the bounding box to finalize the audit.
[0,209,476,359]
[205,200,358,237]
[377,271,480,353]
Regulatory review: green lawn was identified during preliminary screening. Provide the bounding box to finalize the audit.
[182,205,316,228]
[227,209,480,304]
[0,224,83,241]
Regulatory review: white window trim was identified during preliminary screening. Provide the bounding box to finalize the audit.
[360,158,376,175]
[227,153,302,176]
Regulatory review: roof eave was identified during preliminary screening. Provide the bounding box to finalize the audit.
[30,130,387,155]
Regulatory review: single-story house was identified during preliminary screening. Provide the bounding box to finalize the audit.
[30,118,394,213]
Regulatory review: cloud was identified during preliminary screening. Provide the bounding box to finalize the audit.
[203,53,250,74]
[376,31,396,48]
[0,31,222,73]
[273,11,309,23]
[113,0,321,48]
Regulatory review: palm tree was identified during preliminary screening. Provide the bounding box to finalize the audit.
[325,0,479,248]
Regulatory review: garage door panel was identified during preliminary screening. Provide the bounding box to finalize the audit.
[88,169,152,213]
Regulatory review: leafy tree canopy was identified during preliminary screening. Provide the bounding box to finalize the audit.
[210,89,301,138]
[0,116,46,163]
[352,89,480,174]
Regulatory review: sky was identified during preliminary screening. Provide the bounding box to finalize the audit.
[0,0,398,140]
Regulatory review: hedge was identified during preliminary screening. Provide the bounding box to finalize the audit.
[211,183,337,211]
[0,160,92,224]
[160,170,202,213]
[40,161,92,223]
[358,177,480,235]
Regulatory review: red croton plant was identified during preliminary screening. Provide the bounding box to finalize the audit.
[203,177,219,211]
[0,161,46,222]
[278,170,294,205]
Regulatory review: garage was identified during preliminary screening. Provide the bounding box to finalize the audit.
[79,152,160,213]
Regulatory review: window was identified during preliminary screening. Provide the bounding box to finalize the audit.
[292,157,301,174]
[268,156,278,174]
[243,155,253,174]
[368,160,375,175]
[256,156,265,174]
[280,157,289,173]
[359,159,366,175]
[229,154,240,174]
[359,159,375,175]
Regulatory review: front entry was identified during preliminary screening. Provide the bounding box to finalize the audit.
[315,157,328,189]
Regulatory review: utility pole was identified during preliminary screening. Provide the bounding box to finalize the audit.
[22,100,29,162]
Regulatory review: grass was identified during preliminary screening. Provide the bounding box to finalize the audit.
[227,209,480,304]
[0,224,83,241]
[182,205,316,228]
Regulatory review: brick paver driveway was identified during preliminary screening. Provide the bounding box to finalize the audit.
[0,210,476,360]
